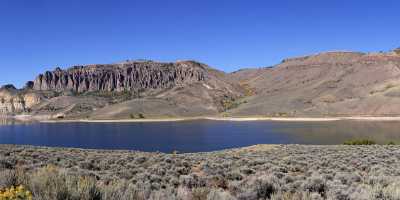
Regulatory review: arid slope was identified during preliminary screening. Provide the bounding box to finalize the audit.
[228,51,400,116]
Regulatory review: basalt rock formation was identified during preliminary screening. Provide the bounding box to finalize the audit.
[33,61,207,93]
[2,60,242,119]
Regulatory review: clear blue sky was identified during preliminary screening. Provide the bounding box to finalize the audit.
[1,0,399,88]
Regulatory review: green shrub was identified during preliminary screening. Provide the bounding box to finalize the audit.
[191,187,209,200]
[0,168,29,190]
[29,165,102,200]
[28,165,72,200]
[0,170,18,189]
[221,98,247,112]
[387,141,397,145]
[76,177,102,200]
[343,139,376,145]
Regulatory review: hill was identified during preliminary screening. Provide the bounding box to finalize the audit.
[0,60,242,119]
[227,50,400,116]
[2,49,400,119]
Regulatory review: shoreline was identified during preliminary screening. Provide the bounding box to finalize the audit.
[0,143,394,154]
[36,116,400,123]
[40,118,188,123]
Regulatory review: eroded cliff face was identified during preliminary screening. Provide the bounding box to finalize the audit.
[0,86,42,115]
[1,60,243,118]
[33,61,208,93]
[0,97,25,114]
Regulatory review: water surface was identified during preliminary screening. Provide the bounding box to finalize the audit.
[0,120,399,152]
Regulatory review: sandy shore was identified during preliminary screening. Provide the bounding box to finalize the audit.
[36,116,400,123]
[340,116,400,121]
[204,117,342,121]
[40,118,188,123]
[207,116,400,121]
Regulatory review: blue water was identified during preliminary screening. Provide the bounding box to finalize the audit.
[1,120,400,152]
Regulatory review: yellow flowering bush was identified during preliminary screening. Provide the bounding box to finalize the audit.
[0,185,32,200]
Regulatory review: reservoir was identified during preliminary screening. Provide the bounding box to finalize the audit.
[1,120,399,152]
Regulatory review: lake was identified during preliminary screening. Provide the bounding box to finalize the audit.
[1,119,400,152]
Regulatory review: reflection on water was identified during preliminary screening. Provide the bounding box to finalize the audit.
[0,120,399,152]
[273,121,400,144]
[0,118,14,125]
[0,117,20,125]
[0,118,34,125]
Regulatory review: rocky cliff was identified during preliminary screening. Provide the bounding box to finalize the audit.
[33,61,208,93]
[0,85,42,115]
[1,60,242,118]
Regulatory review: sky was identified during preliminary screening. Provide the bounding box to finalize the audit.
[0,0,399,88]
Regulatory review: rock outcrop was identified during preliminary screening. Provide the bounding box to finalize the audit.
[0,85,42,115]
[0,86,23,114]
[0,60,242,118]
[33,61,207,93]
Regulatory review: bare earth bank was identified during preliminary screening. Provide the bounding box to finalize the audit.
[36,116,400,123]
[1,144,399,199]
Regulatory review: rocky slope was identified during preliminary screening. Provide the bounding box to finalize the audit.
[227,50,400,116]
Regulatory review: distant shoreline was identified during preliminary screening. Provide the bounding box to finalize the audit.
[36,116,400,123]
[208,116,400,121]
[40,118,188,123]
